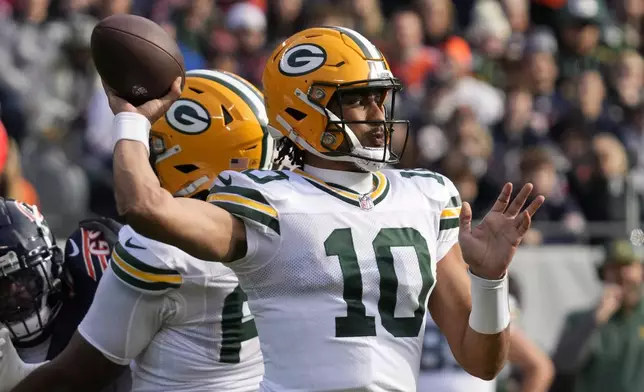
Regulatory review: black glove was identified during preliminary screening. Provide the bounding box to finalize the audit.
[78,217,123,248]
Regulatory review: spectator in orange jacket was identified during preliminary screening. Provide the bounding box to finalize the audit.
[0,121,38,207]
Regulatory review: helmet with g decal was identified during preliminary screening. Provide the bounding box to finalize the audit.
[150,69,274,199]
[263,26,409,172]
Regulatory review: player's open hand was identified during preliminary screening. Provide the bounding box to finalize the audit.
[458,183,545,280]
[103,77,182,124]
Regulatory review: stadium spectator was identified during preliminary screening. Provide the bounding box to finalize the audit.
[439,151,498,221]
[415,0,458,47]
[556,0,615,92]
[442,36,505,126]
[522,27,570,129]
[518,147,585,244]
[305,2,356,36]
[226,2,267,86]
[387,8,440,99]
[467,0,513,87]
[170,0,216,70]
[568,132,642,244]
[345,0,384,41]
[265,0,305,48]
[553,239,644,392]
[93,0,132,19]
[607,49,644,126]
[502,0,530,34]
[0,121,38,207]
[610,0,643,51]
[490,84,548,185]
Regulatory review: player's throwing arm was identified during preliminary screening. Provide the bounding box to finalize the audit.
[93,16,249,263]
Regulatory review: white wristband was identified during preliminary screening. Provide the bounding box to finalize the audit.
[468,269,511,334]
[112,112,152,156]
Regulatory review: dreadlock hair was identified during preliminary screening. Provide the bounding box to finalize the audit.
[274,137,305,169]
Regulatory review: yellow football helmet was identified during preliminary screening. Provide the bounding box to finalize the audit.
[150,69,273,198]
[262,26,409,172]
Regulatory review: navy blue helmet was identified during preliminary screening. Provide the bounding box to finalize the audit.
[0,198,64,346]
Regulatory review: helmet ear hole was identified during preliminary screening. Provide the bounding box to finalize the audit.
[285,107,307,121]
[174,164,199,174]
[222,106,233,125]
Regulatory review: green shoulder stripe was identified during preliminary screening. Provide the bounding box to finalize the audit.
[446,196,462,208]
[208,180,280,235]
[211,184,271,207]
[212,201,280,235]
[114,243,181,275]
[110,243,183,292]
[439,218,459,231]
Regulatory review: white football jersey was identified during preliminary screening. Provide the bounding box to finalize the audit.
[78,225,263,392]
[208,168,461,391]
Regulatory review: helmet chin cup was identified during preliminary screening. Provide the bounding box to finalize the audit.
[352,146,390,172]
[355,159,387,172]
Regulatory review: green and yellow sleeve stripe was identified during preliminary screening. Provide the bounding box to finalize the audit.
[110,243,183,293]
[207,184,280,235]
[439,196,462,232]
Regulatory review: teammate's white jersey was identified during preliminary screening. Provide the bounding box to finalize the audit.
[208,167,461,391]
[78,225,263,392]
[417,316,496,392]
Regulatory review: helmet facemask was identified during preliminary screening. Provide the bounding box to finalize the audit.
[286,77,410,172]
[0,246,63,346]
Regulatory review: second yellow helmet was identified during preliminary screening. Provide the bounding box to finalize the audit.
[150,69,274,198]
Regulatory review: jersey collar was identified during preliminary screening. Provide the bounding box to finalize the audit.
[303,165,373,194]
[297,166,390,209]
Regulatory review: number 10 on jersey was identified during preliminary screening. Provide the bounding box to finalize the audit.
[325,227,435,338]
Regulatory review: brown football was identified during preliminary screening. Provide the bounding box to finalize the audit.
[91,14,185,106]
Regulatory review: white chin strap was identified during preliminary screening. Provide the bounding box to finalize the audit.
[276,89,393,172]
[352,147,389,172]
[337,113,391,172]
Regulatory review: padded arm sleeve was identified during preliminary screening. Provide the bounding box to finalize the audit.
[77,267,172,365]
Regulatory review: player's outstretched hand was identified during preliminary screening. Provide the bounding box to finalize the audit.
[103,77,182,124]
[0,328,28,392]
[458,183,545,280]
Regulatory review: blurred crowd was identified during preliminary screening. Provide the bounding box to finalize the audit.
[0,0,643,244]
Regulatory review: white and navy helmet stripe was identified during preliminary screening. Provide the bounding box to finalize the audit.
[326,26,382,59]
[186,70,267,126]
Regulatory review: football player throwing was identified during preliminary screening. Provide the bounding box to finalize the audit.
[107,27,544,391]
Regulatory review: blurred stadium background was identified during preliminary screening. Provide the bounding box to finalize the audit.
[0,0,641,390]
